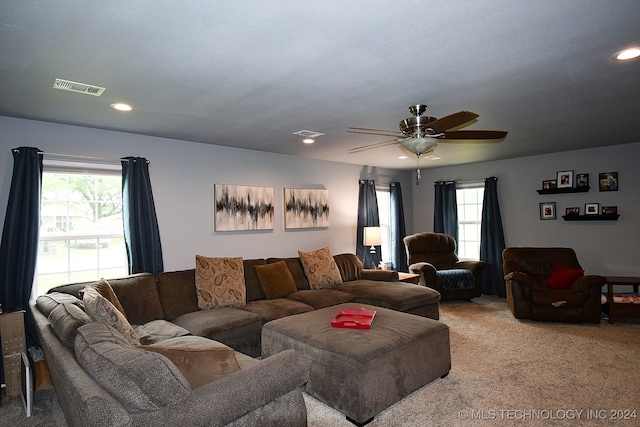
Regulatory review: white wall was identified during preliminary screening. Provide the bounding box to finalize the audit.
[0,116,412,272]
[412,142,640,277]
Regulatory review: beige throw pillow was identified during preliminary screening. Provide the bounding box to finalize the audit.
[298,247,343,289]
[80,278,128,320]
[82,286,140,346]
[195,255,246,309]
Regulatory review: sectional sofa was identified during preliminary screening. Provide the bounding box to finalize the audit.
[30,251,441,426]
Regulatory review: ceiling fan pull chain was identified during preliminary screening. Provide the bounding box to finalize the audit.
[416,153,421,185]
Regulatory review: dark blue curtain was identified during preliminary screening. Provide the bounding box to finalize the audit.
[0,147,43,354]
[389,182,407,272]
[433,181,458,243]
[356,179,380,268]
[122,157,164,275]
[480,176,506,297]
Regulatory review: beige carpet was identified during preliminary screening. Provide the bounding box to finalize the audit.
[2,296,639,426]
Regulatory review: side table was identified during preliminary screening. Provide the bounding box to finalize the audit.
[398,272,421,285]
[604,276,640,324]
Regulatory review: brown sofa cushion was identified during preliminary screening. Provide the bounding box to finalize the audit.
[195,255,246,309]
[287,289,354,309]
[75,322,190,411]
[133,320,191,345]
[298,247,343,290]
[36,292,84,317]
[155,269,199,320]
[48,302,93,348]
[333,253,363,282]
[254,261,298,299]
[82,286,140,346]
[142,336,240,389]
[243,259,268,301]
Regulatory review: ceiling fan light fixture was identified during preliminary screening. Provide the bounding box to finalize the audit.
[401,137,438,155]
[613,47,640,61]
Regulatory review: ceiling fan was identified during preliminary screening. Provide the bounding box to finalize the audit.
[347,104,507,184]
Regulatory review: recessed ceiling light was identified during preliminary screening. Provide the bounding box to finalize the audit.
[111,103,133,112]
[424,155,441,160]
[613,47,640,61]
[398,155,408,159]
[302,138,315,144]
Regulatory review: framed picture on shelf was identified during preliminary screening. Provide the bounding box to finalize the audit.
[576,173,589,187]
[601,206,617,216]
[556,170,574,188]
[598,172,618,191]
[565,207,580,216]
[585,203,599,215]
[540,202,556,220]
[542,180,556,190]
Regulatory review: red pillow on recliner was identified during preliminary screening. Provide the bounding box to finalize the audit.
[545,264,584,290]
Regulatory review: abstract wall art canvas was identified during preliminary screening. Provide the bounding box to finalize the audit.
[214,184,274,231]
[284,188,330,229]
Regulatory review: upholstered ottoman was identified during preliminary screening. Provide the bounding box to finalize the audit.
[262,303,451,426]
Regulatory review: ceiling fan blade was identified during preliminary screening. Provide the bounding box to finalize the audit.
[347,138,402,153]
[428,111,479,133]
[347,127,401,137]
[441,130,508,140]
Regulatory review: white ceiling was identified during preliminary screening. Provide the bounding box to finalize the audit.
[1,1,639,169]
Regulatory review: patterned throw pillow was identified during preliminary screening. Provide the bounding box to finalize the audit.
[82,286,140,346]
[298,247,343,290]
[80,278,128,320]
[195,255,246,309]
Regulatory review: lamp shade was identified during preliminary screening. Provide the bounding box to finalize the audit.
[363,226,382,246]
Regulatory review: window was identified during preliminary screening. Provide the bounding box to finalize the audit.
[35,164,128,296]
[376,189,391,264]
[456,184,484,260]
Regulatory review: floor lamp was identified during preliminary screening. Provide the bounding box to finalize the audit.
[363,226,381,269]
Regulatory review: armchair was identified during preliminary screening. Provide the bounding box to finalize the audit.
[502,247,604,323]
[404,232,486,301]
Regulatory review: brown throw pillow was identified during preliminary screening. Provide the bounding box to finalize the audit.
[80,278,128,320]
[254,261,298,299]
[82,286,140,346]
[298,247,343,290]
[195,255,246,309]
[142,339,240,389]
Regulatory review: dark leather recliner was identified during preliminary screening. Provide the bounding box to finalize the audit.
[404,232,486,301]
[502,247,605,323]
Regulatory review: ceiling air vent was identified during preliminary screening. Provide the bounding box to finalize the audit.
[53,78,106,96]
[293,130,324,138]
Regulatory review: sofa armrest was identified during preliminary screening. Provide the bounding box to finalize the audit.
[455,260,487,274]
[504,271,530,285]
[572,274,607,294]
[409,262,438,287]
[151,349,309,427]
[361,269,399,281]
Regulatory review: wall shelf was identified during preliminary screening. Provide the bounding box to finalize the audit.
[562,214,619,221]
[537,186,590,195]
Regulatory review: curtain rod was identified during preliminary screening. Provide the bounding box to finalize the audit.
[36,151,149,164]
